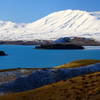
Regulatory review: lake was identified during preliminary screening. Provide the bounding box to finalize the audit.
[0,45,100,69]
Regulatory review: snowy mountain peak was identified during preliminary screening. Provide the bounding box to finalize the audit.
[0,10,100,41]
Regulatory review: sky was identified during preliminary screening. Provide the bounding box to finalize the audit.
[0,0,100,23]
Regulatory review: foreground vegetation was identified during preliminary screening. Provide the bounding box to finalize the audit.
[0,59,100,100]
[0,71,100,100]
[56,59,100,68]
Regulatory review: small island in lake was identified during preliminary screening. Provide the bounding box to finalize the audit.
[0,51,7,56]
[35,43,84,49]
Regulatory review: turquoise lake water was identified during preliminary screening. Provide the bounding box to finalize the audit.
[0,45,100,69]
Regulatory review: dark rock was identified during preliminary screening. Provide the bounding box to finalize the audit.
[35,44,84,49]
[0,51,7,56]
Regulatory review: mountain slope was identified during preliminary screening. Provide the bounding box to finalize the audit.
[0,10,100,41]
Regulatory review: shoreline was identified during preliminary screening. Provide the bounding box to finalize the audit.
[0,40,100,46]
[0,59,100,71]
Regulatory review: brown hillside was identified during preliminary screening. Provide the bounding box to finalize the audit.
[56,59,100,68]
[0,72,100,100]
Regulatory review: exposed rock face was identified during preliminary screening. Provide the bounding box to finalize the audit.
[0,51,6,56]
[35,44,84,49]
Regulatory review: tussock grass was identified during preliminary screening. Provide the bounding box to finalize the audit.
[0,72,100,100]
[0,59,100,100]
[56,59,100,68]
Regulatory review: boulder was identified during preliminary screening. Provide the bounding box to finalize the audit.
[0,51,7,56]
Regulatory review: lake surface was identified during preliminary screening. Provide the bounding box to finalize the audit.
[0,45,100,69]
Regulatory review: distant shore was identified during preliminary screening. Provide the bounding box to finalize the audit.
[0,40,100,46]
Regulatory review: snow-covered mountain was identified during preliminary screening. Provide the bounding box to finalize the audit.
[0,10,100,41]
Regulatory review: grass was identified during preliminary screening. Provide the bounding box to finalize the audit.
[0,59,100,100]
[55,59,100,68]
[0,71,100,100]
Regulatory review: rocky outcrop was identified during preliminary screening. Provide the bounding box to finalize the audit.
[0,51,7,56]
[35,44,84,49]
[54,37,100,46]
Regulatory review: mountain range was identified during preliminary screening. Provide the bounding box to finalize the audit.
[0,10,100,41]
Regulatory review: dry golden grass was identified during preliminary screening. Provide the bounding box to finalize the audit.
[0,59,100,100]
[0,71,100,100]
[55,59,100,68]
